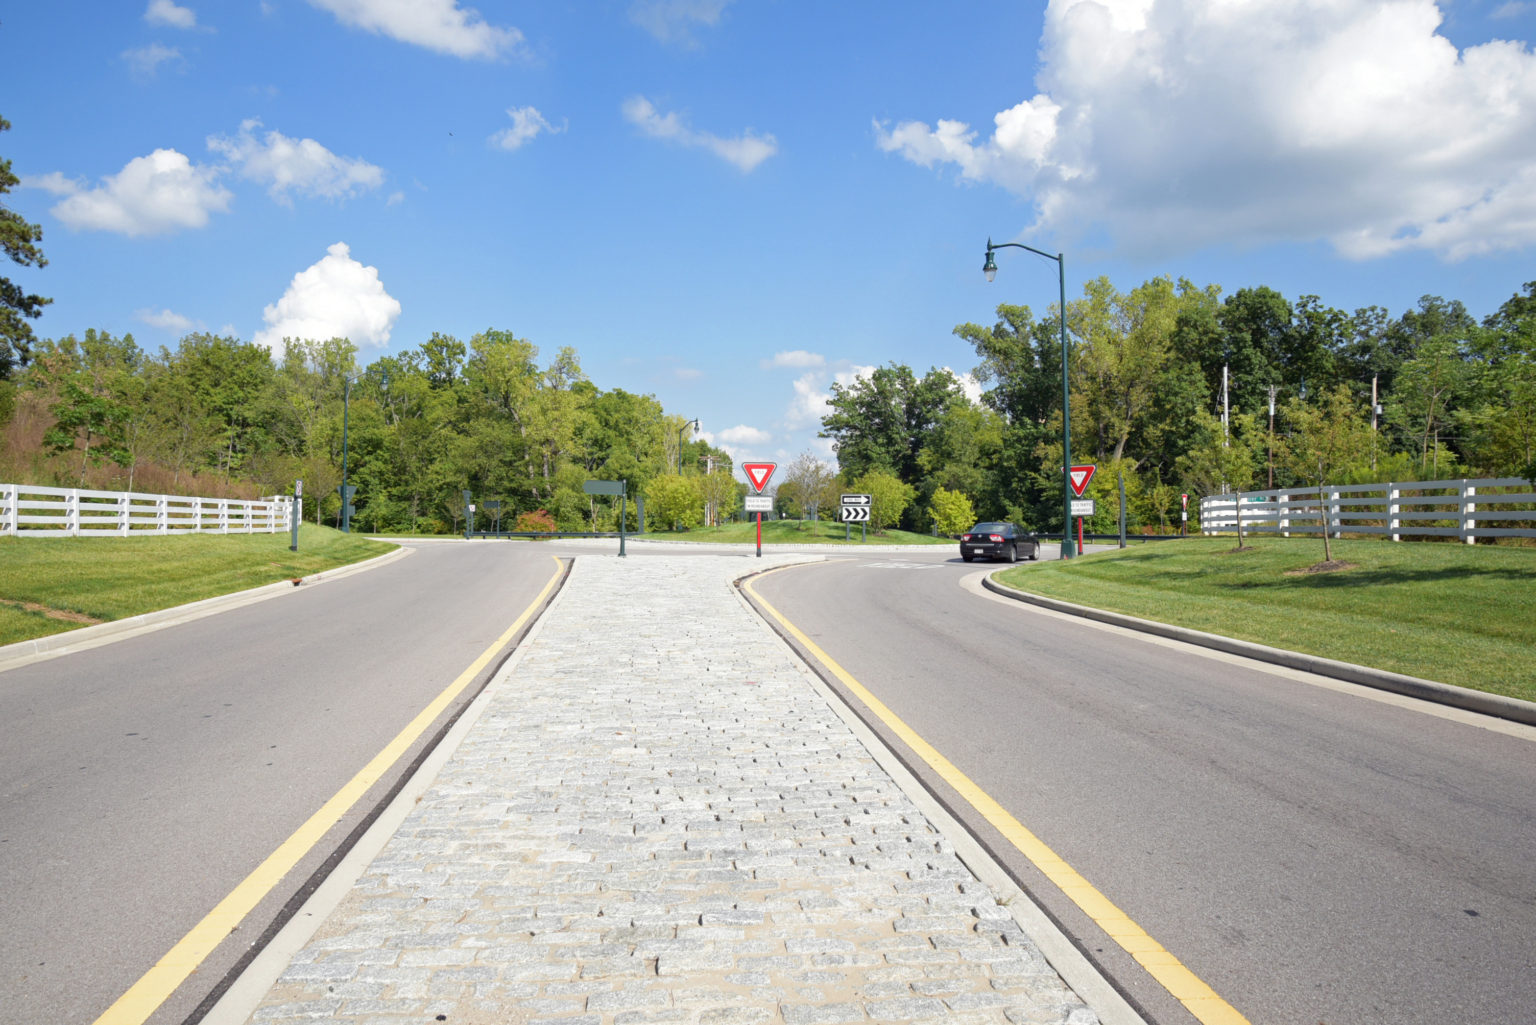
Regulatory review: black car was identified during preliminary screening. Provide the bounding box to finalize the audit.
[960,522,1039,563]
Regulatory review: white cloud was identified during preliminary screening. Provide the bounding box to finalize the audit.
[489,106,566,151]
[41,149,231,236]
[674,367,704,381]
[718,424,772,445]
[122,43,182,77]
[762,349,825,369]
[208,119,384,203]
[254,242,401,351]
[144,0,197,29]
[786,371,832,429]
[306,0,523,59]
[622,95,777,173]
[630,0,732,45]
[877,0,1536,262]
[136,307,198,332]
[1492,2,1533,19]
[944,367,985,406]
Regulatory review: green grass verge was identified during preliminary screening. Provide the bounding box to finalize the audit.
[994,537,1536,703]
[639,519,951,546]
[0,525,396,647]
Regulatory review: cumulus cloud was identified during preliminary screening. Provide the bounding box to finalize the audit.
[630,0,732,46]
[876,0,1536,262]
[122,43,183,77]
[762,350,825,369]
[253,242,402,351]
[136,307,199,332]
[718,424,772,445]
[943,367,985,406]
[144,0,197,29]
[208,119,384,203]
[35,149,231,236]
[306,0,523,59]
[622,95,777,173]
[489,106,566,151]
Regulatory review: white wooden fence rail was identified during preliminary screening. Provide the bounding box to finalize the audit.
[1199,477,1536,544]
[1,483,293,538]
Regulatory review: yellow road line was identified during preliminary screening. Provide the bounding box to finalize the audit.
[743,568,1251,1025]
[93,556,566,1025]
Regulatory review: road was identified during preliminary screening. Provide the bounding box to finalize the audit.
[748,548,1536,1025]
[0,541,564,1025]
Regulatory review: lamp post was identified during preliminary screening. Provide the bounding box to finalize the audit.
[678,418,699,474]
[984,238,1074,560]
[340,373,358,533]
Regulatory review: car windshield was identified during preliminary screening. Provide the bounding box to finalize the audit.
[969,523,1009,533]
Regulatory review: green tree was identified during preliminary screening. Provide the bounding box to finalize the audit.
[851,468,915,533]
[1281,386,1374,564]
[780,450,838,524]
[821,364,965,484]
[645,473,702,530]
[929,486,975,536]
[1,115,50,381]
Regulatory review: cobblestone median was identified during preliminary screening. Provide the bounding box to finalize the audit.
[249,555,1099,1025]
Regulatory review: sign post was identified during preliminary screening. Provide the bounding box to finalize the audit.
[583,479,628,556]
[1181,492,1188,537]
[290,479,302,551]
[1068,465,1096,556]
[742,462,777,558]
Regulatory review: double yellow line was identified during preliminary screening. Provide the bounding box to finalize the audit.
[94,557,564,1025]
[743,570,1251,1025]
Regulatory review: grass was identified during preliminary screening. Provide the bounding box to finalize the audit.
[0,525,396,647]
[994,536,1536,703]
[639,519,951,546]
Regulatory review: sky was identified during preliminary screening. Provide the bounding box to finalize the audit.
[4,0,1536,480]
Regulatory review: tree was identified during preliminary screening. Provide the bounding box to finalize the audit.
[851,468,915,534]
[821,364,965,484]
[645,473,702,530]
[698,469,738,526]
[780,450,838,524]
[929,486,975,536]
[1281,386,1373,564]
[2,115,50,381]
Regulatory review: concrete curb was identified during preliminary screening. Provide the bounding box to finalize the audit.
[0,544,410,675]
[981,574,1536,728]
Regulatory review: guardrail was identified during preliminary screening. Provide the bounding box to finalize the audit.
[1199,477,1536,543]
[1,483,293,537]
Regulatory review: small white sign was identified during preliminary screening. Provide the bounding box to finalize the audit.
[841,493,872,506]
[744,495,773,512]
[1070,498,1095,517]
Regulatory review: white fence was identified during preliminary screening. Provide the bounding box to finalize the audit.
[1,483,293,538]
[1199,477,1536,544]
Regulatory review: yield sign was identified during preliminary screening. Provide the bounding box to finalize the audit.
[1068,464,1097,498]
[743,462,777,493]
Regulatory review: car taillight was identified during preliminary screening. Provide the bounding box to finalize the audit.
[988,534,1004,542]
[961,534,972,541]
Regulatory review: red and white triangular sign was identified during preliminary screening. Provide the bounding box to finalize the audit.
[1068,464,1096,498]
[743,462,777,493]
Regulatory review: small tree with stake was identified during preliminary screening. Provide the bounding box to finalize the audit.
[1281,386,1372,567]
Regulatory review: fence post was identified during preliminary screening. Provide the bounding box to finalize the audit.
[157,494,169,534]
[1463,480,1476,545]
[1329,488,1342,538]
[119,492,131,536]
[218,499,230,534]
[66,489,81,536]
[1389,482,1401,542]
[2,483,14,536]
[1278,492,1289,537]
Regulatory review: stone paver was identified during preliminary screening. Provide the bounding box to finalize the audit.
[244,555,1100,1025]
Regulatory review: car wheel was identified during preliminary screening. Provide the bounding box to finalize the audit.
[1028,542,1039,561]
[1006,542,1018,563]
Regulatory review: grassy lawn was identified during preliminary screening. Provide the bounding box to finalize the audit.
[640,519,951,546]
[0,525,396,647]
[994,537,1536,702]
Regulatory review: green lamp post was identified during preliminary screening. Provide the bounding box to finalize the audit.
[983,238,1074,560]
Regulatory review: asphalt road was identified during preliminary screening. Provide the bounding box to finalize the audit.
[0,540,564,1025]
[748,548,1536,1025]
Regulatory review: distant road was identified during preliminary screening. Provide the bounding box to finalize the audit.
[0,541,563,1025]
[750,549,1536,1025]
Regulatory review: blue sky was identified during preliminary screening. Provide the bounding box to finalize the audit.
[5,1,1535,476]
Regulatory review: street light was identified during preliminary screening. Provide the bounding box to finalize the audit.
[340,373,359,533]
[984,238,1075,560]
[678,418,699,473]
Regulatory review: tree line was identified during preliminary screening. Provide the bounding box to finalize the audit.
[1,328,739,534]
[817,278,1536,535]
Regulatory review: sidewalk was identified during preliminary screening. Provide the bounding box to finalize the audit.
[223,554,1104,1025]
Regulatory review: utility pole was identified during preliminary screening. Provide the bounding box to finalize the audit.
[1268,384,1279,489]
